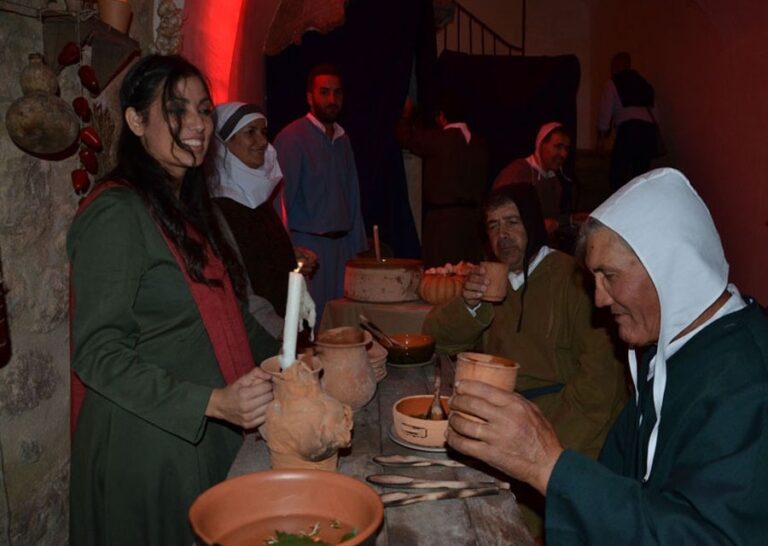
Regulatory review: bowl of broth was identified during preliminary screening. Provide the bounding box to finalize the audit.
[189,469,383,545]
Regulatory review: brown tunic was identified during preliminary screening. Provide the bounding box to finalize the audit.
[399,125,489,267]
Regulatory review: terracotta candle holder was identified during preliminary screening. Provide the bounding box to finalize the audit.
[260,354,353,471]
[454,352,519,422]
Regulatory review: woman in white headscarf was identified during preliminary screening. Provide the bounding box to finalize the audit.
[212,102,316,335]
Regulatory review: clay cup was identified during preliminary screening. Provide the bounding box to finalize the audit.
[454,352,519,422]
[480,261,509,302]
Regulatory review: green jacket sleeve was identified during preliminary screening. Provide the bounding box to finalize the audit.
[69,190,213,444]
[533,273,627,458]
[422,296,492,354]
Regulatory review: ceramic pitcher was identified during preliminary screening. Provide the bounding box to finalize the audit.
[315,326,377,411]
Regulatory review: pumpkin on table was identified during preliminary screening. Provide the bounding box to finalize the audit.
[418,261,476,305]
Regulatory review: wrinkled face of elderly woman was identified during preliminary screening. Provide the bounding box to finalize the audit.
[126,75,213,180]
[226,118,268,169]
[585,227,661,347]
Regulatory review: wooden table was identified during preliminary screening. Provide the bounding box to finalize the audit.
[228,355,534,546]
[319,298,433,335]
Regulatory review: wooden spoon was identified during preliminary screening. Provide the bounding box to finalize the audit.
[422,357,447,420]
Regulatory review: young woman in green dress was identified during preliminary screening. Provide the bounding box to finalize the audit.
[68,54,280,545]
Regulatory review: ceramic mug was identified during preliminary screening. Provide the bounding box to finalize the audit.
[480,261,509,302]
[454,352,519,422]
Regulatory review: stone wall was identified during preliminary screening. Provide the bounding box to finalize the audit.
[0,1,153,543]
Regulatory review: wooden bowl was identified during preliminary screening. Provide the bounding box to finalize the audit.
[386,333,435,364]
[189,470,383,545]
[392,395,449,448]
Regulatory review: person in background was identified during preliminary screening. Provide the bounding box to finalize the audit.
[211,102,317,338]
[274,64,367,322]
[423,183,627,540]
[493,122,573,234]
[398,92,489,267]
[68,55,279,545]
[448,168,768,545]
[597,51,660,191]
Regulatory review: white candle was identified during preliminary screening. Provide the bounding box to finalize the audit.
[280,266,303,370]
[373,224,381,262]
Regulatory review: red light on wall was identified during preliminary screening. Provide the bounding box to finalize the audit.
[182,0,245,103]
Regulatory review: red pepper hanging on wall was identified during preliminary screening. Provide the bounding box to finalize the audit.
[72,96,91,123]
[79,147,98,174]
[79,126,103,152]
[57,41,81,69]
[71,168,91,195]
[77,65,100,95]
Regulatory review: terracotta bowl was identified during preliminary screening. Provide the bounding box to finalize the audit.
[392,394,449,448]
[189,470,383,546]
[386,333,435,364]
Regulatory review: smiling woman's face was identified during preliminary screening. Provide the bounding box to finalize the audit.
[126,75,213,180]
[226,118,268,169]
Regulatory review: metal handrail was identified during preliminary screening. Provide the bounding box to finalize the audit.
[442,0,525,56]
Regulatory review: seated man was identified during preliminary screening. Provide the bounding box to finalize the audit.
[447,168,768,545]
[423,183,627,538]
[493,122,573,230]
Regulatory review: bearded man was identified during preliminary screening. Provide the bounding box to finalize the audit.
[274,64,367,321]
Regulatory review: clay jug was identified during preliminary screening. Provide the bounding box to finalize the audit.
[20,53,58,95]
[315,327,377,411]
[260,354,353,471]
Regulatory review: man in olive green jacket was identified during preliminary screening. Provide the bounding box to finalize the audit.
[423,184,627,538]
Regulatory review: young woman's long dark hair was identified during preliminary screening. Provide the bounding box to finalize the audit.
[106,54,246,297]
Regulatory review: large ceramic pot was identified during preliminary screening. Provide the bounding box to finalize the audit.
[260,355,353,471]
[315,327,377,411]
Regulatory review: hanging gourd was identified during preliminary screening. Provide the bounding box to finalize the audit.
[5,53,79,156]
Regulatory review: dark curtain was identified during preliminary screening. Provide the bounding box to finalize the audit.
[437,51,581,186]
[265,0,437,259]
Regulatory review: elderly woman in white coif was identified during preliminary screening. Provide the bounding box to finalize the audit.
[211,102,317,337]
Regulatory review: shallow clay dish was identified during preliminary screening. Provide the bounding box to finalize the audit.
[392,394,449,448]
[386,333,435,364]
[189,470,383,546]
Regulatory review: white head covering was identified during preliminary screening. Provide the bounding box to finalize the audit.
[526,121,569,180]
[590,168,728,479]
[211,102,283,209]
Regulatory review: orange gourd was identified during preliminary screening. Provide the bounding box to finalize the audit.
[418,273,465,305]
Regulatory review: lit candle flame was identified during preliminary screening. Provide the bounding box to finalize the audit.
[294,260,304,274]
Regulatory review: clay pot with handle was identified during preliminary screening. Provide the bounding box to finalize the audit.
[315,326,377,411]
